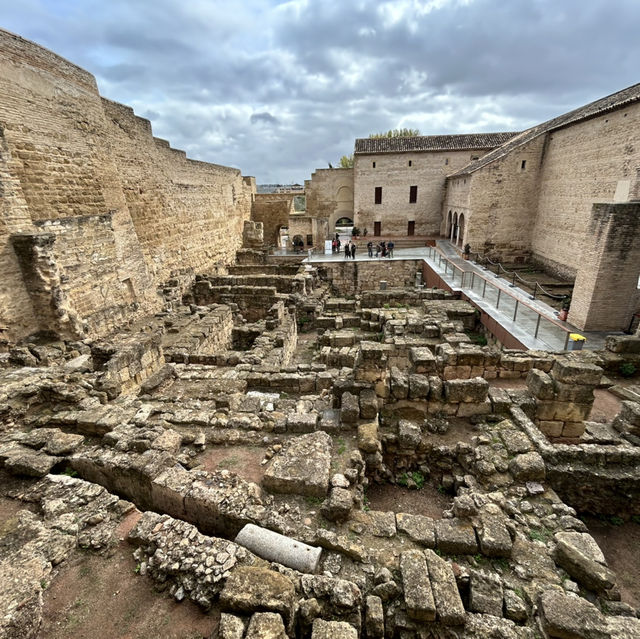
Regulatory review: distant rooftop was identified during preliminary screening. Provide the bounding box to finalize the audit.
[354,132,519,155]
[450,81,640,177]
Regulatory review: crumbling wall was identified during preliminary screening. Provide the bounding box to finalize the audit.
[251,193,295,247]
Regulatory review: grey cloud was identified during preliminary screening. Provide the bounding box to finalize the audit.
[250,112,279,125]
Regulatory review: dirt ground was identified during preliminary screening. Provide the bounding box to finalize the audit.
[39,512,218,639]
[589,389,623,423]
[197,445,266,484]
[583,517,640,610]
[291,330,318,365]
[367,482,452,519]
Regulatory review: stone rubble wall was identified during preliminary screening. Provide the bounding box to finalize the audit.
[322,260,421,296]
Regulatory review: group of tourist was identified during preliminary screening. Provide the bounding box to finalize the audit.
[367,240,394,258]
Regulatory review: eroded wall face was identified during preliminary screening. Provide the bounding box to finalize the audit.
[0,29,251,341]
[532,105,640,279]
[305,168,354,233]
[354,150,492,237]
[251,194,295,246]
[102,99,252,283]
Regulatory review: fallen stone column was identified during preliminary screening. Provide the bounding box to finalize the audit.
[235,523,322,573]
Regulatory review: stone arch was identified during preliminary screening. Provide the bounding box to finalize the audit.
[457,213,465,247]
[446,210,453,238]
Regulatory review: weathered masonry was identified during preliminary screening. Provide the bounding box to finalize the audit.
[0,28,255,343]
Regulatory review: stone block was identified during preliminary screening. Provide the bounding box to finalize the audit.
[619,400,640,427]
[561,422,586,438]
[552,360,603,386]
[539,590,609,639]
[357,422,379,454]
[408,374,430,399]
[425,549,466,626]
[539,420,564,438]
[365,595,384,638]
[468,569,503,617]
[488,387,511,414]
[503,589,527,622]
[444,377,489,403]
[5,452,60,478]
[321,487,353,522]
[477,507,513,558]
[390,366,409,399]
[508,452,545,481]
[410,347,437,373]
[359,389,378,419]
[398,420,422,449]
[536,400,592,422]
[553,532,616,594]
[435,518,478,554]
[396,513,436,547]
[457,399,492,417]
[219,614,245,639]
[219,566,296,627]
[263,432,332,498]
[311,619,357,639]
[341,392,360,424]
[400,550,436,621]
[605,335,640,353]
[287,413,319,433]
[526,369,555,400]
[553,381,596,403]
[245,612,287,639]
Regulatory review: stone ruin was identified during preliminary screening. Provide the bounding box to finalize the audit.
[1,249,640,639]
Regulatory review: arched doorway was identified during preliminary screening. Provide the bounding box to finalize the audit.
[292,234,304,253]
[451,212,458,243]
[457,213,465,247]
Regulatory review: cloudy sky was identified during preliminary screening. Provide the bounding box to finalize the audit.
[3,0,640,183]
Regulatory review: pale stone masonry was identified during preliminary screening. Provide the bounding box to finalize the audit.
[0,28,254,342]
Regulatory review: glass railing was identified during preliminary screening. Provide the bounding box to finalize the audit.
[424,246,573,350]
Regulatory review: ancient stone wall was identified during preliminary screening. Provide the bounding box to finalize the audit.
[251,193,294,247]
[102,99,253,283]
[532,103,640,279]
[304,168,354,233]
[322,260,420,296]
[0,29,252,341]
[354,150,493,237]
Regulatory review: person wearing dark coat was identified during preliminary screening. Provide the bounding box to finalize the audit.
[367,241,373,257]
[344,242,351,259]
[351,241,357,259]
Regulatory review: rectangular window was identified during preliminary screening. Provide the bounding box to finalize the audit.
[409,186,417,203]
[445,158,449,165]
[306,234,313,246]
[372,161,376,168]
[374,186,382,204]
[521,160,527,170]
[408,160,412,167]
[408,221,415,236]
[374,221,381,236]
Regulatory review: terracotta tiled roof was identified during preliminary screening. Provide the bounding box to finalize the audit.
[354,132,519,155]
[450,82,640,177]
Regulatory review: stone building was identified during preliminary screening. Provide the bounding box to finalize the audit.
[443,83,640,331]
[353,133,517,237]
[0,28,254,343]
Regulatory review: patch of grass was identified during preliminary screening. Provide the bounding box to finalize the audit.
[528,527,553,543]
[62,467,78,478]
[493,557,510,571]
[411,471,426,489]
[608,515,624,526]
[513,587,525,600]
[631,515,640,525]
[620,362,637,378]
[363,492,371,513]
[40,579,47,589]
[78,563,92,579]
[466,332,488,346]
[473,553,486,565]
[336,438,346,455]
[304,495,324,507]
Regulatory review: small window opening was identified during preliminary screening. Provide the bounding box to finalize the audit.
[408,160,412,167]
[374,186,382,204]
[521,160,526,170]
[372,161,376,168]
[445,158,449,165]
[409,185,418,203]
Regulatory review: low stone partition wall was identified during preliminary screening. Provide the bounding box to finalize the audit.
[511,406,640,516]
[92,332,165,399]
[203,273,308,295]
[162,305,233,362]
[321,260,421,296]
[360,288,452,308]
[527,359,602,439]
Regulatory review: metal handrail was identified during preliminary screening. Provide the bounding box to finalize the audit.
[426,246,573,349]
[466,250,570,301]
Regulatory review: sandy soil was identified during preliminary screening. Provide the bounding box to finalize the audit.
[367,482,452,519]
[39,512,218,639]
[197,445,266,484]
[589,389,623,423]
[583,517,640,610]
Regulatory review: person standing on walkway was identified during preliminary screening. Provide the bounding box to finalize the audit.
[367,240,373,258]
[332,238,337,253]
[351,241,357,259]
[344,242,351,259]
[380,241,386,258]
[375,243,381,258]
[388,240,394,258]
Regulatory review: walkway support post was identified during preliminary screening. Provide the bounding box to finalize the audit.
[534,314,542,339]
